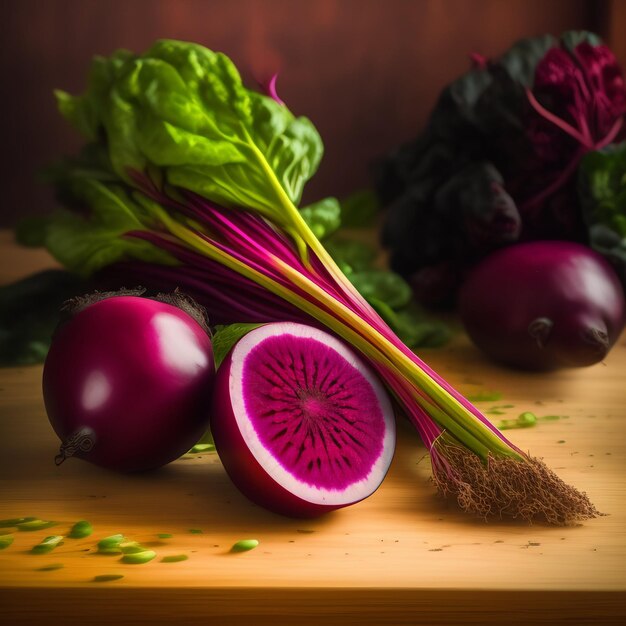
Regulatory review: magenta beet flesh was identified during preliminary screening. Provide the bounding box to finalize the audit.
[211,323,396,517]
[42,296,214,471]
[459,241,626,370]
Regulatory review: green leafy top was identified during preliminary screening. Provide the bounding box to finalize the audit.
[579,142,626,278]
[56,40,323,232]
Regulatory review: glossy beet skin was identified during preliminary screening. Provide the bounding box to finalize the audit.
[43,296,214,471]
[459,242,626,370]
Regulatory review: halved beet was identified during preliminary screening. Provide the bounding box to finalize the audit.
[211,323,396,517]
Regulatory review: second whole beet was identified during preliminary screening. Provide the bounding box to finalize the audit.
[459,241,626,370]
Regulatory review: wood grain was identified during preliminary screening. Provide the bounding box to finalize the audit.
[0,235,625,624]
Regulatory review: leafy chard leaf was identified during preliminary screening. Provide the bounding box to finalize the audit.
[0,270,86,367]
[14,217,50,248]
[348,270,412,309]
[338,189,379,227]
[393,305,452,348]
[212,323,263,368]
[299,197,341,239]
[43,172,175,276]
[56,39,323,231]
[324,239,377,274]
[579,143,626,283]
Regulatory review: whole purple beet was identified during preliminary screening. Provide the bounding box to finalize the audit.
[459,241,625,370]
[43,295,214,471]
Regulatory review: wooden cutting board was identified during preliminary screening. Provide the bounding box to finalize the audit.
[0,232,625,625]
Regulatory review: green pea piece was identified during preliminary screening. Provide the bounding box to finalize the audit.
[121,550,156,564]
[230,539,259,553]
[30,535,64,554]
[97,534,126,555]
[119,541,145,555]
[37,563,64,571]
[157,533,173,539]
[0,535,14,550]
[17,519,57,532]
[517,412,538,427]
[190,443,215,453]
[93,574,124,582]
[68,520,93,539]
[0,517,36,528]
[161,554,188,563]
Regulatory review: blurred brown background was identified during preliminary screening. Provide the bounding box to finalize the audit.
[0,0,622,227]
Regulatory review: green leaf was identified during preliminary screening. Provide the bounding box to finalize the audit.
[324,238,377,274]
[561,30,603,53]
[58,40,323,225]
[498,33,556,86]
[14,216,50,248]
[579,142,626,281]
[348,270,412,309]
[299,197,341,239]
[0,270,86,367]
[338,189,379,227]
[44,183,175,277]
[392,305,451,348]
[212,323,263,368]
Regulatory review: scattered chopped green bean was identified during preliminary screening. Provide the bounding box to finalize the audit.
[93,574,124,582]
[17,519,57,532]
[120,541,145,555]
[97,534,126,554]
[0,535,14,550]
[230,539,259,553]
[0,517,36,528]
[68,520,93,539]
[190,443,215,453]
[31,535,64,554]
[497,412,538,430]
[157,533,173,539]
[98,534,125,548]
[121,550,156,564]
[37,563,64,571]
[161,554,188,563]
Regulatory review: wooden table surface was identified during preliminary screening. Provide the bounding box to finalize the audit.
[1,232,625,625]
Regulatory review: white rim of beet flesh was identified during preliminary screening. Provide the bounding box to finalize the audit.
[228,323,396,506]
